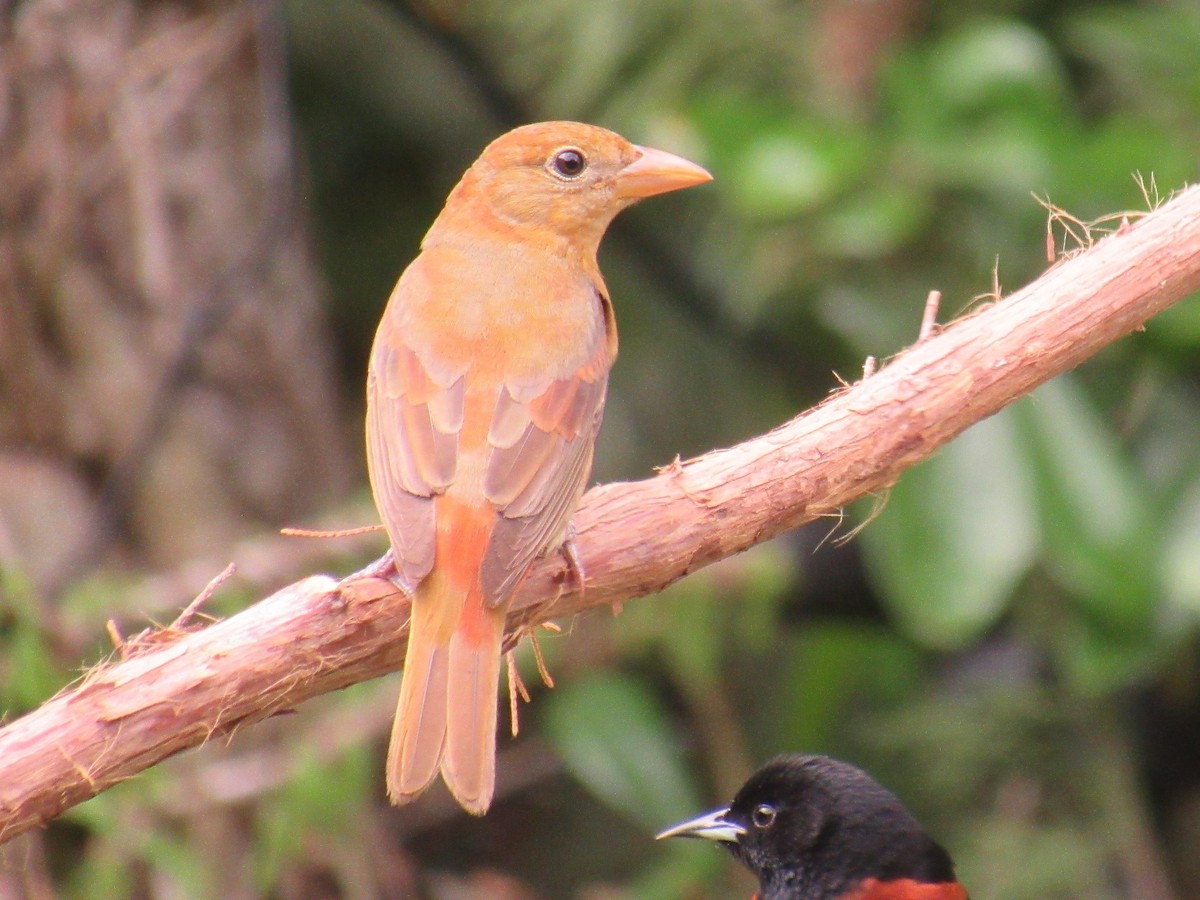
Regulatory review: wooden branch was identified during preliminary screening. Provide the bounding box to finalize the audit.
[4,186,1200,842]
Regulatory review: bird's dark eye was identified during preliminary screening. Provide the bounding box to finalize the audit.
[551,148,587,179]
[752,804,776,829]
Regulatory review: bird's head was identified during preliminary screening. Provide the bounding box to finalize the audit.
[657,755,960,899]
[428,121,711,254]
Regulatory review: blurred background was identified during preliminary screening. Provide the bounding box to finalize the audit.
[3,0,1200,897]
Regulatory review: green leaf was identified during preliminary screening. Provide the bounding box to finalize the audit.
[1148,288,1200,350]
[1015,377,1158,628]
[721,119,869,221]
[862,408,1039,648]
[1162,472,1200,617]
[734,133,837,218]
[254,719,374,888]
[818,185,932,259]
[0,569,68,712]
[613,542,793,679]
[771,625,924,753]
[543,672,700,831]
[619,572,723,682]
[65,770,207,898]
[1057,613,1168,695]
[1066,5,1200,119]
[65,845,136,900]
[927,20,1067,115]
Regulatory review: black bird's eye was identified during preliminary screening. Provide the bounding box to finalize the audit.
[752,804,776,829]
[551,148,587,179]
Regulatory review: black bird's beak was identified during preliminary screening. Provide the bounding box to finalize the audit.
[655,807,746,843]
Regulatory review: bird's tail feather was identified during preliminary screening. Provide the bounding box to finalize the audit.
[386,620,451,804]
[386,570,505,814]
[441,596,505,816]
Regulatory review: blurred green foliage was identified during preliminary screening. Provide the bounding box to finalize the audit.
[9,0,1200,897]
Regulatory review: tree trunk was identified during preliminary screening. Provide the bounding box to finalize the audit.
[0,0,352,596]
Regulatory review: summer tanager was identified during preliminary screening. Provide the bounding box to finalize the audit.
[366,122,711,814]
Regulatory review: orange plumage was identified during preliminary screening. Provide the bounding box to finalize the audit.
[366,122,711,814]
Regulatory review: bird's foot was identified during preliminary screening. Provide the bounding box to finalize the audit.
[340,548,415,598]
[558,525,587,599]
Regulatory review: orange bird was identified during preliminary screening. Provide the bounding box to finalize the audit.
[366,122,711,814]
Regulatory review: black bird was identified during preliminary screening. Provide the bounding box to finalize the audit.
[656,754,967,900]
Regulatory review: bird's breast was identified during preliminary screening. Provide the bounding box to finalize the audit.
[397,242,610,387]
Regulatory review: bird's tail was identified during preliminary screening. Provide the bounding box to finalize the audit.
[385,570,505,815]
[386,578,453,806]
[442,591,505,814]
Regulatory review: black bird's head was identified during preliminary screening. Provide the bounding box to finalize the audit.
[656,755,966,900]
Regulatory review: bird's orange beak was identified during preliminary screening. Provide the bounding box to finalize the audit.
[616,145,712,199]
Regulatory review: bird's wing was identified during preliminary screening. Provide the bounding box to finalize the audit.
[478,290,614,606]
[366,314,464,595]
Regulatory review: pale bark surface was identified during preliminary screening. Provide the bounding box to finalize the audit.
[2,184,1199,843]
